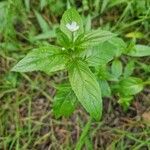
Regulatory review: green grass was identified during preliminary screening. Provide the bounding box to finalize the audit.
[0,0,150,149]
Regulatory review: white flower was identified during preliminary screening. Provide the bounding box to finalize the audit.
[66,21,79,32]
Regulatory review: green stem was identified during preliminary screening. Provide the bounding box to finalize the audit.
[85,136,93,150]
[71,32,74,42]
[75,117,93,150]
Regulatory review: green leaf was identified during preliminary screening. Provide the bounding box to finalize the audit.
[123,60,135,77]
[99,80,111,97]
[108,0,127,8]
[118,96,133,111]
[68,59,102,120]
[125,31,144,39]
[76,29,116,48]
[12,45,66,74]
[108,37,126,57]
[40,0,48,10]
[127,44,150,57]
[85,37,125,66]
[24,0,30,12]
[97,65,110,80]
[138,62,150,73]
[60,8,83,39]
[111,59,122,79]
[84,14,91,32]
[100,0,110,13]
[118,77,143,96]
[56,28,71,48]
[85,44,114,66]
[53,84,77,118]
[34,10,50,33]
[33,30,56,40]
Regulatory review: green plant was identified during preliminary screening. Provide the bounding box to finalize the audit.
[12,8,106,120]
[12,7,150,119]
[12,7,150,148]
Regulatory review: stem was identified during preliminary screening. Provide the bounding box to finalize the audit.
[75,117,93,150]
[71,32,76,51]
[71,32,74,42]
[85,136,93,150]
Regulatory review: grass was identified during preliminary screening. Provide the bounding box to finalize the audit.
[0,0,150,149]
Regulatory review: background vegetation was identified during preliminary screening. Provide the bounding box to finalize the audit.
[0,0,150,149]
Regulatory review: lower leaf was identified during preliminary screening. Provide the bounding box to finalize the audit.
[68,59,102,121]
[53,83,77,118]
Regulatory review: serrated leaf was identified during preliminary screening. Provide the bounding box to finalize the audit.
[111,59,122,79]
[85,44,114,66]
[118,77,143,96]
[53,84,77,118]
[60,8,83,39]
[12,45,66,74]
[127,44,150,57]
[68,59,102,120]
[108,37,126,57]
[75,29,116,48]
[85,37,125,66]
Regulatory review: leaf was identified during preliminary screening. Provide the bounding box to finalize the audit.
[138,62,150,73]
[125,31,144,39]
[34,10,50,33]
[111,59,122,79]
[12,45,67,74]
[118,77,143,96]
[85,44,114,66]
[4,72,18,88]
[56,28,71,48]
[99,80,111,97]
[24,0,30,12]
[53,84,77,118]
[97,65,110,80]
[108,0,127,8]
[85,37,125,66]
[33,30,56,40]
[76,29,116,48]
[123,60,135,77]
[0,2,7,32]
[100,0,110,13]
[40,0,48,10]
[68,59,102,120]
[127,44,150,57]
[60,8,83,39]
[84,14,91,32]
[108,37,126,57]
[118,96,133,111]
